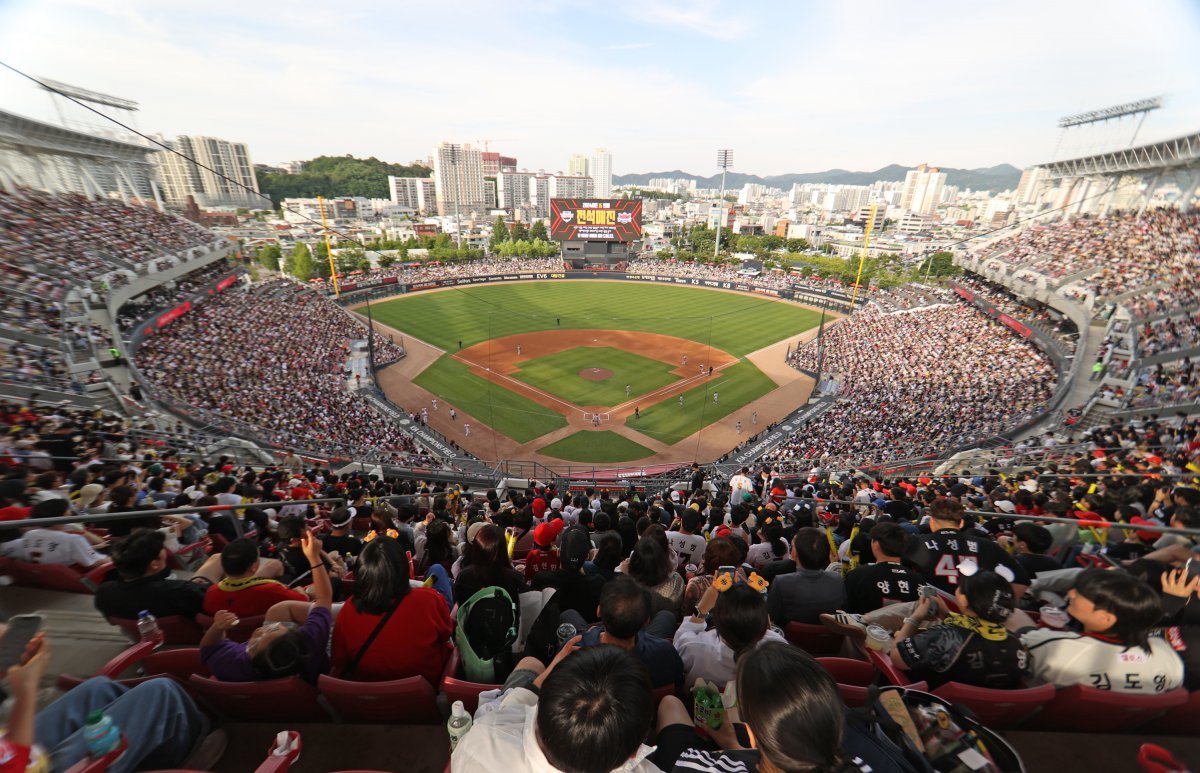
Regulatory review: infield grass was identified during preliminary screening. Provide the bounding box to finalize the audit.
[538,430,656,463]
[628,359,777,445]
[369,281,820,357]
[413,356,567,442]
[513,346,677,407]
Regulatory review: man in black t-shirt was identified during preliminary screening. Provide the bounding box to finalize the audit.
[844,522,923,614]
[903,498,1030,593]
[95,529,208,620]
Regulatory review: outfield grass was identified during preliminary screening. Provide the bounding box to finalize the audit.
[513,346,677,407]
[627,359,777,445]
[538,430,656,463]
[412,356,566,442]
[370,281,821,357]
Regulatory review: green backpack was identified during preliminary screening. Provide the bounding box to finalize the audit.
[456,586,518,683]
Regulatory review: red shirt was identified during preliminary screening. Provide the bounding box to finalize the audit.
[202,577,307,616]
[331,587,451,684]
[0,506,30,522]
[523,548,560,580]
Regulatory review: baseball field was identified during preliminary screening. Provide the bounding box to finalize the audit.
[361,280,825,466]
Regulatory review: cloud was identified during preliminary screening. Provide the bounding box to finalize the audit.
[623,0,750,40]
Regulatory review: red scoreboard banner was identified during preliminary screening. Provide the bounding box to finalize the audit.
[550,198,642,242]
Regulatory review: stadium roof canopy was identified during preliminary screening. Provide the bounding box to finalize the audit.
[1040,130,1200,179]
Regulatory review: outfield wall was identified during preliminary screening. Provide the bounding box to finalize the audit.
[331,270,860,312]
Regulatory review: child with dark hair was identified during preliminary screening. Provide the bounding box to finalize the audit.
[1020,568,1184,692]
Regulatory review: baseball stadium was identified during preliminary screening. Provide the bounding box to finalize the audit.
[1,19,1200,773]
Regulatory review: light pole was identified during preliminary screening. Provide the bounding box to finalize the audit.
[446,143,464,251]
[714,149,733,260]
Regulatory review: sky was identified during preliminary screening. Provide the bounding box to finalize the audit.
[1,0,1198,177]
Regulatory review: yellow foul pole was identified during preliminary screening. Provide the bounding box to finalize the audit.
[849,203,877,311]
[318,195,340,298]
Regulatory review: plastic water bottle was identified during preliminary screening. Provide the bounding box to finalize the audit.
[84,710,121,757]
[447,700,472,751]
[136,610,164,649]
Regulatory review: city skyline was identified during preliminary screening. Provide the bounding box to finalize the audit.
[1,0,1198,175]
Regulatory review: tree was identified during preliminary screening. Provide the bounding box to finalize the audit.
[915,251,960,278]
[256,155,432,205]
[529,221,549,242]
[286,243,315,281]
[256,244,281,272]
[378,254,396,268]
[510,222,529,242]
[489,216,509,253]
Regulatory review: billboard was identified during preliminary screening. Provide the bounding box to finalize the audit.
[550,198,642,242]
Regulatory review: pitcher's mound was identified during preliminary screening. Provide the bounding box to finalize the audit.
[580,368,613,382]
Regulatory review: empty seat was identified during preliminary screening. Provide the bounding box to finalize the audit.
[1033,685,1188,732]
[783,622,844,656]
[319,674,442,723]
[188,674,329,722]
[932,682,1055,729]
[106,615,203,645]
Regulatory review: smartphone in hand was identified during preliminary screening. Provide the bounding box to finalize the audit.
[0,615,43,672]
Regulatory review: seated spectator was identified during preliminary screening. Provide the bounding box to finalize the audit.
[416,518,456,577]
[653,641,867,772]
[331,536,451,684]
[904,497,1030,593]
[842,522,922,614]
[1020,568,1185,692]
[0,634,224,773]
[675,581,785,689]
[319,506,363,559]
[200,530,332,683]
[201,537,304,617]
[586,531,623,583]
[453,524,528,607]
[451,643,658,773]
[568,576,682,689]
[666,509,707,570]
[767,527,846,626]
[889,566,1029,689]
[1009,522,1062,577]
[0,498,105,567]
[522,518,563,580]
[745,512,789,571]
[684,537,744,612]
[625,536,684,617]
[94,529,220,620]
[531,526,603,624]
[1160,565,1200,690]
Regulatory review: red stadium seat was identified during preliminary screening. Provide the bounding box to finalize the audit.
[318,674,442,723]
[106,615,203,645]
[931,682,1055,729]
[783,622,844,656]
[1149,688,1200,735]
[818,655,927,706]
[166,537,212,572]
[440,647,500,714]
[1032,685,1188,732]
[56,641,156,692]
[57,645,210,694]
[187,674,329,722]
[0,557,112,594]
[195,613,265,643]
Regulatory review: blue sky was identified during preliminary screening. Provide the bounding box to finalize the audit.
[1,0,1197,176]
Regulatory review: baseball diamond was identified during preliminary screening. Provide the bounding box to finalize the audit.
[360,280,825,465]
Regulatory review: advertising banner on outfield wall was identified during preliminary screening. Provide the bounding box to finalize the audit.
[382,271,857,311]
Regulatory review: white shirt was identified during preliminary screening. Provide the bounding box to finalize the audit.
[673,617,786,689]
[745,542,786,571]
[0,529,104,567]
[667,531,706,568]
[1021,628,1185,693]
[728,474,753,501]
[451,687,661,773]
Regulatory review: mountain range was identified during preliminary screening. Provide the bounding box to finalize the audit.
[613,163,1023,193]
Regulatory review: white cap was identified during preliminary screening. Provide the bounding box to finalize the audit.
[550,498,562,510]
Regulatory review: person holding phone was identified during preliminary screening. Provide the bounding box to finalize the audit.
[1159,564,1199,689]
[653,641,870,772]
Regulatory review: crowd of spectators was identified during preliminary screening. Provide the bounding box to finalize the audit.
[979,209,1200,317]
[868,284,949,314]
[0,399,1197,771]
[767,301,1057,469]
[1135,311,1200,361]
[116,261,240,331]
[0,187,216,279]
[1129,359,1198,411]
[956,273,1080,357]
[0,340,77,392]
[627,258,856,297]
[133,280,444,465]
[309,257,564,291]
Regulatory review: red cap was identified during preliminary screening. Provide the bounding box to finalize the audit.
[1129,516,1159,543]
[534,519,564,548]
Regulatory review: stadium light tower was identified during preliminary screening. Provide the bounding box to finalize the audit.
[446,143,464,251]
[714,149,733,259]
